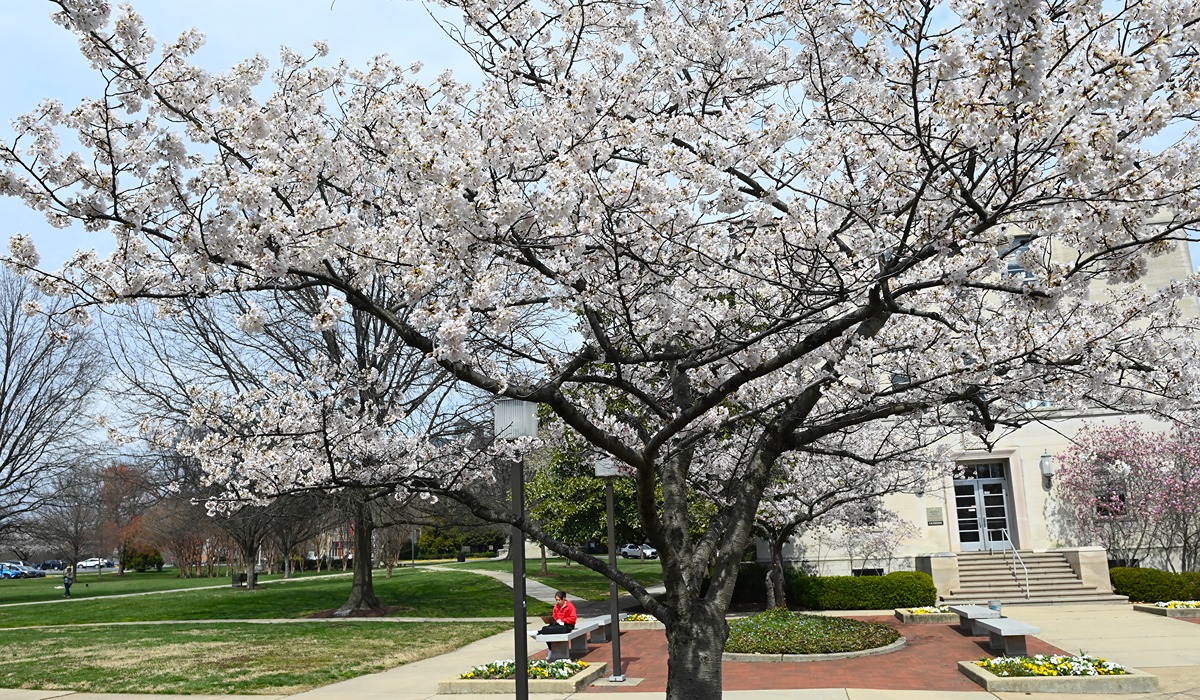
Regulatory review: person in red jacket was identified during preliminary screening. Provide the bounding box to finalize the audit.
[536,590,577,635]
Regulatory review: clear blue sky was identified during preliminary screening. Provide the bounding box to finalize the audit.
[0,0,473,268]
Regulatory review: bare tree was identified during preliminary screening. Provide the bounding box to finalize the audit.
[0,271,101,538]
[23,465,101,567]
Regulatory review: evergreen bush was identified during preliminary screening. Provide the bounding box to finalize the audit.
[791,570,936,610]
[1111,567,1200,603]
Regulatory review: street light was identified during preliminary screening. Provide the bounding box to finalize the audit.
[594,458,625,682]
[494,398,537,700]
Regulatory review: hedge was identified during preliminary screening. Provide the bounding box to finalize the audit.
[791,570,937,610]
[1110,567,1200,603]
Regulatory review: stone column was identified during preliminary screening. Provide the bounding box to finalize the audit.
[915,552,959,600]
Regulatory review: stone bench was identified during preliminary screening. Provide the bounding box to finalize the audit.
[530,620,602,661]
[977,618,1040,657]
[576,612,628,643]
[948,604,1002,635]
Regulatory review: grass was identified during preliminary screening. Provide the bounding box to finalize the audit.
[0,568,350,604]
[0,621,509,694]
[453,559,664,600]
[0,568,551,628]
[725,608,901,654]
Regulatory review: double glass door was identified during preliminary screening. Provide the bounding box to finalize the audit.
[954,461,1013,552]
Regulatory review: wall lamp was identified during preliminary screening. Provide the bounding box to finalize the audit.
[1039,452,1054,489]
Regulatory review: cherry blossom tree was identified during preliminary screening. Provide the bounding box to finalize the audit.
[5,1,1200,696]
[1054,420,1200,572]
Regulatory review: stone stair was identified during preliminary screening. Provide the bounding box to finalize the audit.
[941,550,1128,605]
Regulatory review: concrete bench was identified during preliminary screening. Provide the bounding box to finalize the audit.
[948,604,1002,635]
[577,612,628,643]
[977,618,1039,657]
[530,620,602,661]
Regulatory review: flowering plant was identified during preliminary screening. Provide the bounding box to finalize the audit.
[460,659,588,680]
[977,653,1128,677]
[909,605,951,614]
[1154,600,1200,608]
[624,613,655,621]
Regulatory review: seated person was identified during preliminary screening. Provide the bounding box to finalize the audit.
[534,590,577,636]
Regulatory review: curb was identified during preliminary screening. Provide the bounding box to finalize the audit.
[437,662,607,694]
[723,636,906,663]
[957,661,1158,693]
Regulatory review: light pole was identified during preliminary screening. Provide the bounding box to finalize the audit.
[594,458,625,682]
[494,398,537,700]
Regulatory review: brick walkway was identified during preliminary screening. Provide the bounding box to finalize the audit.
[531,615,1067,693]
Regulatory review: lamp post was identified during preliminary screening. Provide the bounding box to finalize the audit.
[494,398,537,700]
[594,458,625,682]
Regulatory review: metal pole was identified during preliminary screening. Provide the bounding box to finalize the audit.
[512,458,529,699]
[606,476,625,681]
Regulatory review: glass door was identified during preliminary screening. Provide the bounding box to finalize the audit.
[954,462,1014,552]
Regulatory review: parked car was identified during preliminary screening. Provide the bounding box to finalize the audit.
[40,560,65,571]
[76,558,106,569]
[0,563,23,579]
[619,543,658,559]
[3,561,43,578]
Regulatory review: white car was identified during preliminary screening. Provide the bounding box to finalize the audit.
[619,543,658,559]
[76,558,106,569]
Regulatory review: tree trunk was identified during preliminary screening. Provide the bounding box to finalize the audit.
[766,535,787,609]
[664,605,728,700]
[539,544,548,575]
[334,506,382,616]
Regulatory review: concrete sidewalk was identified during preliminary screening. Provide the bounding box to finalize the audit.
[294,599,1200,699]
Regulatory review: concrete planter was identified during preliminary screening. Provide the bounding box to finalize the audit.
[438,662,607,694]
[958,661,1158,694]
[1133,604,1200,618]
[894,608,958,624]
[723,636,905,662]
[620,620,665,630]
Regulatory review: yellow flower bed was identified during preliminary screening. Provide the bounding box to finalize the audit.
[977,653,1128,677]
[909,605,951,614]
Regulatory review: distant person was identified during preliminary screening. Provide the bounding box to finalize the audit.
[534,590,577,636]
[62,568,73,598]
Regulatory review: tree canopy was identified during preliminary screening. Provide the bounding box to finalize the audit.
[4,1,1200,697]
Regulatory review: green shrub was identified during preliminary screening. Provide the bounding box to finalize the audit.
[725,608,899,654]
[791,570,937,610]
[1111,567,1200,603]
[125,548,164,573]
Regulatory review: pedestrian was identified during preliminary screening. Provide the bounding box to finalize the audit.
[62,567,73,598]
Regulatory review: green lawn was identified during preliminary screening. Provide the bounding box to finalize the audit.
[0,569,352,605]
[453,559,664,600]
[0,568,551,628]
[0,621,509,695]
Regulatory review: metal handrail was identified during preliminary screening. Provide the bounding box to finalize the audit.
[999,528,1030,599]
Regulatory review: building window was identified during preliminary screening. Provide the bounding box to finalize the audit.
[956,462,1007,480]
[851,568,884,577]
